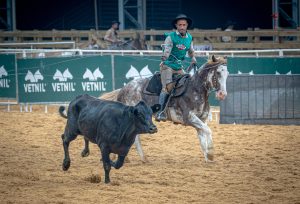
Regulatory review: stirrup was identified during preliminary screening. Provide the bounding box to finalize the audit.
[155,111,167,122]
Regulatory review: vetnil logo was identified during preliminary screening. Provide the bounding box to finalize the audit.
[82,68,107,91]
[52,68,75,92]
[24,69,46,93]
[0,65,9,88]
[53,68,73,82]
[83,68,103,81]
[124,65,153,86]
[125,65,153,80]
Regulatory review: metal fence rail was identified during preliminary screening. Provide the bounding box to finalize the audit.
[220,75,300,125]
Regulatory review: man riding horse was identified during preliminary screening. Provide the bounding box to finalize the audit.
[156,14,197,122]
[104,20,123,49]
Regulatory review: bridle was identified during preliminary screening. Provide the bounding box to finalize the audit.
[197,62,226,93]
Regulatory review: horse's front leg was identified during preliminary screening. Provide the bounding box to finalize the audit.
[188,112,214,162]
[134,135,147,162]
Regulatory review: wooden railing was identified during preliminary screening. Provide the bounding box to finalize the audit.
[0,28,299,50]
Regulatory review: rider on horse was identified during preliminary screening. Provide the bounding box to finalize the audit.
[104,20,123,49]
[155,14,197,122]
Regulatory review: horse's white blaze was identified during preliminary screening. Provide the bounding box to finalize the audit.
[207,72,214,86]
[217,65,229,95]
[188,111,213,162]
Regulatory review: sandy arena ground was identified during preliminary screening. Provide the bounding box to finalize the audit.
[0,106,299,204]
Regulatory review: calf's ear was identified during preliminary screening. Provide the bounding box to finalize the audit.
[151,104,161,113]
[129,106,138,117]
[130,107,139,116]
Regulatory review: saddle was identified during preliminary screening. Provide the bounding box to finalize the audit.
[143,72,190,97]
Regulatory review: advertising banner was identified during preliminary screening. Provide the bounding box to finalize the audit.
[17,56,112,103]
[0,54,16,99]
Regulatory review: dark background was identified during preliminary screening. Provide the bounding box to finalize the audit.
[1,0,278,30]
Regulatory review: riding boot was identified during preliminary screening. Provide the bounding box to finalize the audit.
[155,92,169,122]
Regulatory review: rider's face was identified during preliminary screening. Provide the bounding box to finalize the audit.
[176,19,188,36]
[112,23,119,30]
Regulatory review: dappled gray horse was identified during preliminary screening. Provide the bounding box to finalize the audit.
[117,56,229,162]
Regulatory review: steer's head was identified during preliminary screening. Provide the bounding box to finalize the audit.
[132,101,160,134]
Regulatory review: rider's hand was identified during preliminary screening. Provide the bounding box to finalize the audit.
[191,57,197,65]
[160,61,164,68]
[160,56,167,68]
[191,57,197,64]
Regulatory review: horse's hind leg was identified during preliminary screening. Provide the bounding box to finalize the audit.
[81,137,90,157]
[188,112,214,162]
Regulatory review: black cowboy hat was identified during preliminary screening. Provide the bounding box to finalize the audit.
[172,14,193,29]
[111,20,121,25]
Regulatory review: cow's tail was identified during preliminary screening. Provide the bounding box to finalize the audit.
[59,106,68,119]
[99,89,120,101]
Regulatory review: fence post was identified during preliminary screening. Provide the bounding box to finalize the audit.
[111,55,115,90]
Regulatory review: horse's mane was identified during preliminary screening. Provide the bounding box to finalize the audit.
[200,56,227,72]
[206,56,227,65]
[192,56,227,88]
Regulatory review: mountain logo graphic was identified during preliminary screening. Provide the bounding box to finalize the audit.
[83,68,104,81]
[53,68,73,82]
[25,69,44,83]
[125,65,153,80]
[0,65,8,78]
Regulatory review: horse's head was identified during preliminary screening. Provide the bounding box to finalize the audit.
[197,55,229,100]
[131,32,147,50]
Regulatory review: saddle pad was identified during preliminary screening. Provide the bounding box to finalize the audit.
[144,72,162,95]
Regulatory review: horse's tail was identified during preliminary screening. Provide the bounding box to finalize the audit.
[59,106,68,119]
[99,89,120,101]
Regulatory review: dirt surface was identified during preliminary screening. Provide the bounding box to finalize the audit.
[0,107,299,204]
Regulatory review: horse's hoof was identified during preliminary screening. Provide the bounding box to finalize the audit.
[62,160,70,171]
[81,149,90,157]
[155,117,167,122]
[141,156,149,163]
[206,153,214,162]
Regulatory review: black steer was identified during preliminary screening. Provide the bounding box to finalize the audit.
[59,94,160,183]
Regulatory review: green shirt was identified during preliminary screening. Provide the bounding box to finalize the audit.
[163,31,193,70]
